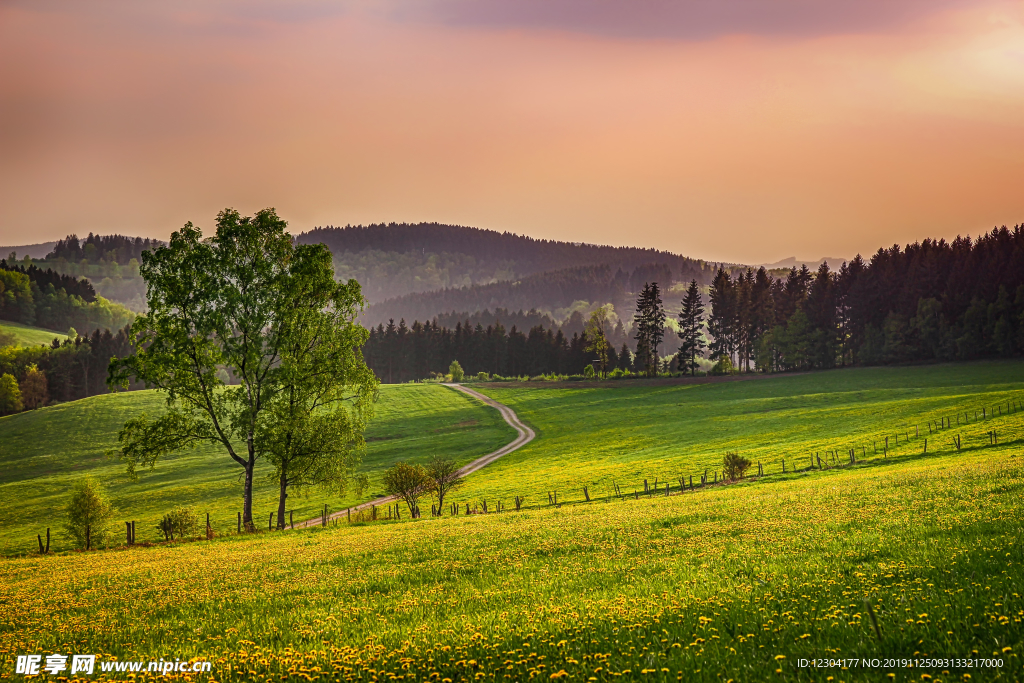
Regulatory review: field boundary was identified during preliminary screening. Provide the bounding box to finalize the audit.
[297,383,535,527]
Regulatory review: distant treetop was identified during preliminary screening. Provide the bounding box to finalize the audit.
[46,234,164,266]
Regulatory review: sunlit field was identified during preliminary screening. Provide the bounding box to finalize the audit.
[1,361,1023,681]
[0,384,514,553]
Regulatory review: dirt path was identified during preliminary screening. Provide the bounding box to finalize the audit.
[298,383,534,527]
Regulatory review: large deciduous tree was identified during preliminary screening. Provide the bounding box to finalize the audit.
[108,208,376,530]
[259,248,378,530]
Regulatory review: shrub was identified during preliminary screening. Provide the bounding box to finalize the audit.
[64,479,113,548]
[449,360,464,382]
[709,356,735,376]
[723,452,751,481]
[609,367,624,379]
[157,506,200,541]
[583,364,596,379]
[476,371,489,381]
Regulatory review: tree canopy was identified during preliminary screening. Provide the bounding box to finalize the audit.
[109,208,377,528]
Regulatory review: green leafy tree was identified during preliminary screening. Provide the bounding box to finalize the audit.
[108,208,372,530]
[19,364,48,409]
[0,373,23,415]
[64,479,113,548]
[426,455,464,515]
[383,462,430,518]
[584,306,612,376]
[258,246,378,530]
[448,360,464,382]
[677,279,706,375]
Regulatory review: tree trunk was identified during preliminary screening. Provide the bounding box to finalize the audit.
[243,460,255,530]
[276,471,288,530]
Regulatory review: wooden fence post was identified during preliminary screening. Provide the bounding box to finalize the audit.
[37,534,44,554]
[47,527,51,553]
[237,512,241,534]
[583,487,590,502]
[86,524,91,551]
[923,438,927,453]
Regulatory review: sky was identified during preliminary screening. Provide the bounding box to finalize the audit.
[1,0,1022,264]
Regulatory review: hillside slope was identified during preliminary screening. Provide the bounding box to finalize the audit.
[297,223,714,310]
[0,384,515,553]
[0,321,66,348]
[2,362,1021,682]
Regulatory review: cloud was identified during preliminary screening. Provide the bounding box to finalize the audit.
[385,0,974,40]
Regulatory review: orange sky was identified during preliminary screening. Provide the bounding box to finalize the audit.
[1,0,1022,264]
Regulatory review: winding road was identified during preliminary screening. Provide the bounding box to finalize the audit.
[298,383,535,527]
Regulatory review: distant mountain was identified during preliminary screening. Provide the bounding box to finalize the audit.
[759,256,849,272]
[0,241,58,259]
[296,223,713,306]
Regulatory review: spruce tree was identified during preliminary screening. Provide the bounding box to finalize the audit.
[633,282,666,377]
[677,279,706,375]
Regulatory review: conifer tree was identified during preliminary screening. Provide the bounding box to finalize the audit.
[633,282,666,377]
[677,280,706,375]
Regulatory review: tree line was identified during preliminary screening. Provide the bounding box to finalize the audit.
[683,225,1024,372]
[0,327,137,415]
[364,225,1024,380]
[0,259,135,334]
[363,316,637,383]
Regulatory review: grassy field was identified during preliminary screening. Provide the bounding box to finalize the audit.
[1,362,1023,681]
[0,320,66,348]
[0,384,515,553]
[452,360,1024,507]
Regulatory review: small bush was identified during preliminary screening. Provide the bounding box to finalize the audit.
[476,371,489,381]
[449,360,464,382]
[157,506,200,541]
[583,364,596,379]
[709,356,736,376]
[723,452,751,481]
[608,367,624,379]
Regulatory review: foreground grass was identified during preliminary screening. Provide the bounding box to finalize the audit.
[0,446,1020,682]
[0,384,514,553]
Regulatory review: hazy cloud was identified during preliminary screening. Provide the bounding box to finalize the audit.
[387,0,974,40]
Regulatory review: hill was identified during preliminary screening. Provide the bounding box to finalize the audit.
[0,321,66,348]
[296,223,714,314]
[0,241,57,259]
[2,361,1022,681]
[0,384,515,553]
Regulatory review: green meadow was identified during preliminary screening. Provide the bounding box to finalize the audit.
[0,320,65,348]
[0,384,514,553]
[0,361,1023,681]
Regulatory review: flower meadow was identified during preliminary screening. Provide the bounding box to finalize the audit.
[2,446,1022,682]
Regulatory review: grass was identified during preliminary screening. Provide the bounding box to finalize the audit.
[452,360,1024,507]
[1,361,1023,681]
[0,320,66,348]
[0,384,515,553]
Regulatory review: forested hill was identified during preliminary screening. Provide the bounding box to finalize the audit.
[295,223,714,306]
[360,264,642,328]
